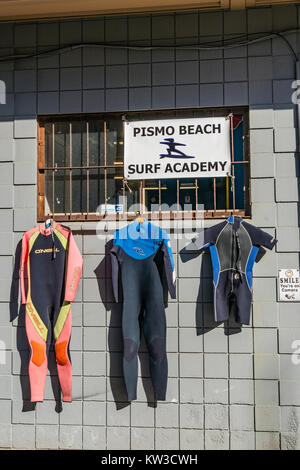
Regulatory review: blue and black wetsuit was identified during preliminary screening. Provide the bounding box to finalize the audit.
[110,219,176,401]
[190,216,277,325]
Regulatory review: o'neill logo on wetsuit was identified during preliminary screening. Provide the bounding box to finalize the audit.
[26,302,45,335]
[35,248,60,254]
[133,247,145,256]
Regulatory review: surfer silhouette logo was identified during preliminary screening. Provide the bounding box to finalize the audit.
[159,138,195,159]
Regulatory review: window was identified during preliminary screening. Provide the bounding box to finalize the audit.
[37,108,250,221]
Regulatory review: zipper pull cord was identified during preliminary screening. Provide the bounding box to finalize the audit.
[235,229,242,282]
[51,224,56,260]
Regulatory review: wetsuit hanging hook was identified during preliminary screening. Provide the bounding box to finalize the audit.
[135,210,145,224]
[123,178,132,193]
[135,211,145,231]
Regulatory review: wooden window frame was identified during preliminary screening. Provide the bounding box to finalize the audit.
[37,107,250,223]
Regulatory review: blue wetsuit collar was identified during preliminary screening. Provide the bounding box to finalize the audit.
[227,215,243,224]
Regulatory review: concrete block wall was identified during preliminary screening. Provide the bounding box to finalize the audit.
[0,4,299,449]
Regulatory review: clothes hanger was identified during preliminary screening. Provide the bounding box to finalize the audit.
[45,217,52,228]
[135,211,145,224]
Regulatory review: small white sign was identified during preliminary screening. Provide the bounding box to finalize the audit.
[124,116,231,180]
[98,204,123,214]
[279,269,300,301]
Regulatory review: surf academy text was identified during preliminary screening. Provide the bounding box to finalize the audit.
[127,160,228,177]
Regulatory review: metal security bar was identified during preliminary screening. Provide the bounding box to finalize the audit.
[37,108,250,222]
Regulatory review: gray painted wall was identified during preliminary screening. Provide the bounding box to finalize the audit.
[0,4,299,450]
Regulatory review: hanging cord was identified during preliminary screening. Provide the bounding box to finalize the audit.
[123,179,132,193]
[0,28,300,62]
[274,31,298,63]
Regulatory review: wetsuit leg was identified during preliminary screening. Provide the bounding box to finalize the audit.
[142,248,168,401]
[122,304,142,401]
[120,254,143,401]
[233,273,253,325]
[25,301,49,402]
[53,301,72,402]
[214,271,232,322]
[143,285,167,401]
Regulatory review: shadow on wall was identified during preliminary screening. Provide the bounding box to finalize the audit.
[94,239,157,410]
[10,239,64,413]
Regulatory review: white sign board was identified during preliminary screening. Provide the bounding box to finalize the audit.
[124,117,231,180]
[279,269,300,301]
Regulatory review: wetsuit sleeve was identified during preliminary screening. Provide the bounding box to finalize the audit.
[188,221,227,251]
[110,244,120,303]
[242,221,277,250]
[162,232,176,299]
[20,233,29,304]
[64,232,83,302]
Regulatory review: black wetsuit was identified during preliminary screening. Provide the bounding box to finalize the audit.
[20,221,83,402]
[189,216,277,325]
[110,219,176,401]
